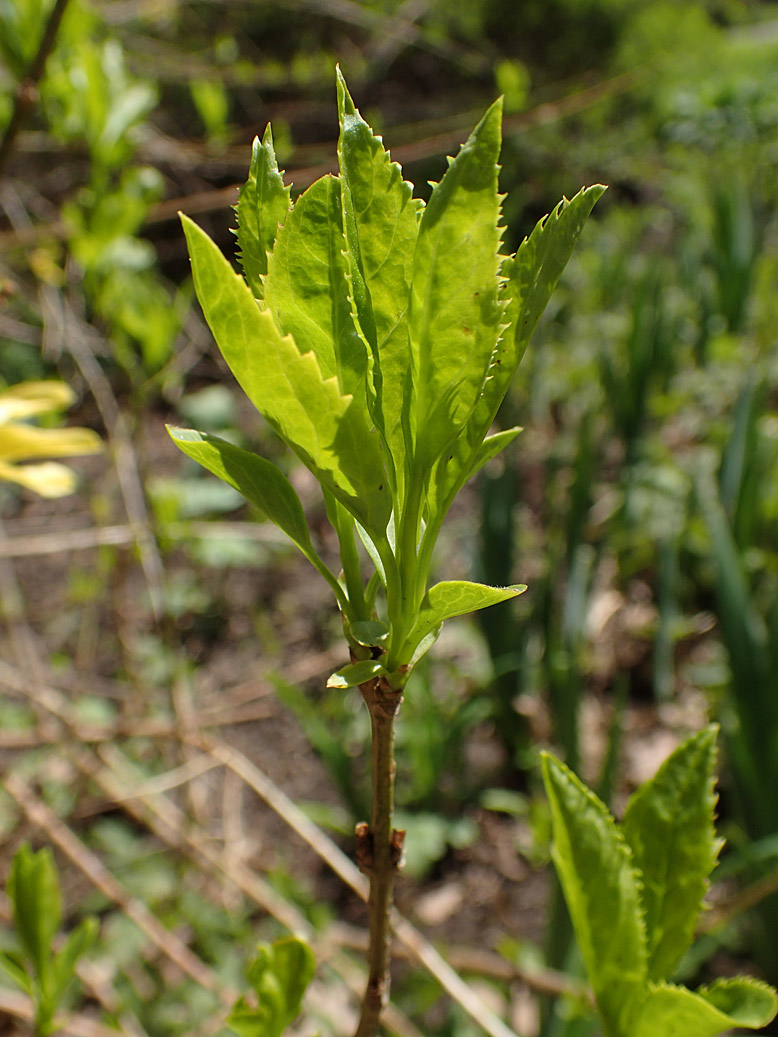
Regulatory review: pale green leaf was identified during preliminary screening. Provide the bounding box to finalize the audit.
[8,845,61,978]
[236,125,291,299]
[327,659,387,689]
[336,69,422,493]
[228,938,314,1037]
[541,754,646,1037]
[407,580,525,655]
[632,979,777,1037]
[265,174,368,402]
[467,426,522,478]
[350,620,390,647]
[698,977,778,1029]
[0,950,33,995]
[180,214,391,535]
[427,185,604,519]
[623,725,720,982]
[51,917,98,1004]
[168,427,315,553]
[502,185,606,372]
[267,936,316,1022]
[409,98,505,464]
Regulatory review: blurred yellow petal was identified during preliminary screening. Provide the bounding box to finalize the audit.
[0,459,78,498]
[0,423,103,461]
[0,382,75,424]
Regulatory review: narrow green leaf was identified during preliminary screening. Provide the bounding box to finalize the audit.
[228,939,314,1037]
[51,917,98,1005]
[632,979,777,1037]
[168,426,348,607]
[168,427,310,551]
[8,845,61,979]
[180,214,391,535]
[236,126,291,299]
[267,937,316,1024]
[264,174,368,403]
[468,426,522,477]
[0,950,33,995]
[541,754,646,1037]
[336,68,422,492]
[623,726,721,982]
[503,185,606,370]
[409,98,505,464]
[427,186,604,522]
[407,580,525,655]
[327,659,387,689]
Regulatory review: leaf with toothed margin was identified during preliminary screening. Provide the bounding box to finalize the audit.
[542,753,647,1037]
[264,174,368,406]
[623,725,722,984]
[336,68,423,497]
[427,185,605,520]
[498,184,606,389]
[408,97,506,468]
[235,125,291,300]
[631,979,778,1037]
[181,214,391,536]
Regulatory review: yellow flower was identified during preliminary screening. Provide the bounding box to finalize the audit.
[0,381,103,498]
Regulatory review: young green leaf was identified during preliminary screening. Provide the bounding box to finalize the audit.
[698,977,778,1028]
[349,620,390,648]
[327,659,388,690]
[541,753,646,1037]
[623,726,721,982]
[166,426,342,588]
[406,580,526,657]
[408,98,505,465]
[266,935,316,1019]
[180,214,391,536]
[427,186,605,520]
[227,937,315,1037]
[8,844,61,980]
[502,185,607,371]
[0,950,33,995]
[236,125,291,300]
[631,979,778,1037]
[51,917,98,1006]
[336,68,422,493]
[264,174,368,403]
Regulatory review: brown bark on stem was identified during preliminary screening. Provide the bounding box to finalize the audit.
[354,674,404,1037]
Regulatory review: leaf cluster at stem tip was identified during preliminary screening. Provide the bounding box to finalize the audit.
[169,67,605,688]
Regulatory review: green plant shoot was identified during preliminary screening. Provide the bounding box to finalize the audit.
[169,68,603,686]
[0,844,98,1037]
[169,67,603,1035]
[226,937,315,1037]
[542,727,778,1037]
